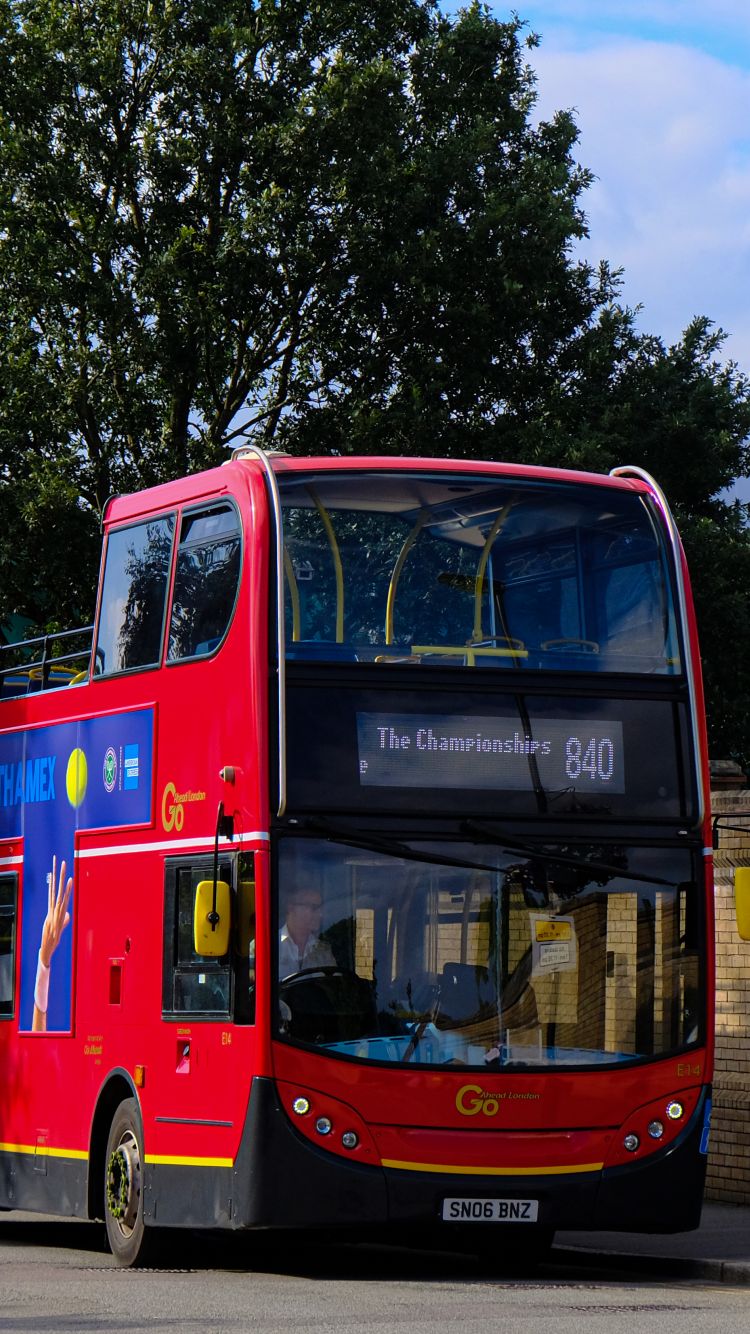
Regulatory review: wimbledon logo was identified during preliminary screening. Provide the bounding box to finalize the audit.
[103,746,117,794]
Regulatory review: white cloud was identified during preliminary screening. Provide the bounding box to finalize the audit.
[528,37,750,367]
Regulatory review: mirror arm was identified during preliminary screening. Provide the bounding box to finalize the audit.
[211,801,235,929]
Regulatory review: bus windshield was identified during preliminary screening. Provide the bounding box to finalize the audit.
[279,472,681,674]
[275,837,702,1070]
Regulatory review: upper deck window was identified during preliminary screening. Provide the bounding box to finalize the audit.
[95,516,175,675]
[279,472,681,675]
[167,504,241,662]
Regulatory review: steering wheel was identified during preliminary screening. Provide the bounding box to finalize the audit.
[279,965,358,989]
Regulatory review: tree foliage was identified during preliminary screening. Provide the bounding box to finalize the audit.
[1,0,749,757]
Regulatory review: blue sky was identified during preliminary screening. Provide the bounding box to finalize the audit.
[515,1,750,68]
[443,3,750,377]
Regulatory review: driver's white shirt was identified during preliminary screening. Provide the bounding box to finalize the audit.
[278,928,335,980]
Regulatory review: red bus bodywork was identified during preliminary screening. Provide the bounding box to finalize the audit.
[0,454,713,1262]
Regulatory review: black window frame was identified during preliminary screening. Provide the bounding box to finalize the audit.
[162,855,235,1020]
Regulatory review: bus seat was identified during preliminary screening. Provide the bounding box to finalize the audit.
[194,637,221,656]
[439,962,494,1024]
[535,639,603,673]
[0,673,30,700]
[286,641,358,662]
[410,643,528,668]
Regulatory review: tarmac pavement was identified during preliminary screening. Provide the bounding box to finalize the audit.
[3,1201,749,1285]
[554,1201,750,1285]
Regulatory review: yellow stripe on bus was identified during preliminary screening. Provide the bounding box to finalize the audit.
[381,1158,603,1176]
[1,1141,602,1177]
[0,1142,230,1168]
[0,1142,88,1160]
[144,1154,233,1168]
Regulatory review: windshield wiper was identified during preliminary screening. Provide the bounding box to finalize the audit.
[298,817,678,888]
[301,817,504,876]
[463,819,678,888]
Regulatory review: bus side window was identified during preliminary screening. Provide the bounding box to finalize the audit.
[234,855,256,1025]
[0,875,17,1019]
[95,515,176,675]
[167,504,241,662]
[0,873,18,1018]
[163,860,232,1017]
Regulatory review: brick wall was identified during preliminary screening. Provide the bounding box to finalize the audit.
[706,788,750,1203]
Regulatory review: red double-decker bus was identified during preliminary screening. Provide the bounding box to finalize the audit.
[0,451,712,1266]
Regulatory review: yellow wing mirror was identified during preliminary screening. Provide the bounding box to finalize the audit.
[735,867,750,941]
[194,879,231,957]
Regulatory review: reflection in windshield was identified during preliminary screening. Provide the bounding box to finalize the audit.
[275,838,702,1069]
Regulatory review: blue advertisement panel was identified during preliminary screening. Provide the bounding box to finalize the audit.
[0,708,154,1032]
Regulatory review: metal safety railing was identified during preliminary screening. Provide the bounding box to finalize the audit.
[0,625,94,700]
[712,810,750,850]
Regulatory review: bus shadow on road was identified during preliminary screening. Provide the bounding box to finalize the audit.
[0,1215,546,1280]
[143,1226,585,1283]
[0,1215,655,1286]
[0,1215,109,1257]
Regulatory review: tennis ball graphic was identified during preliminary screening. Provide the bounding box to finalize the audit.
[66,748,88,808]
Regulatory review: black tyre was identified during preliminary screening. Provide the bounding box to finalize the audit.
[104,1097,153,1267]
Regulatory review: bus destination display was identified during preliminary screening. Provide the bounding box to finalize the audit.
[356,713,625,794]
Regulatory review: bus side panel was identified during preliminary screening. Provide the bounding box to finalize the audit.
[0,463,273,1224]
[0,1148,87,1217]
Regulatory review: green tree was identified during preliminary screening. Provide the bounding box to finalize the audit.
[1,0,749,759]
[0,1,613,576]
[515,308,750,760]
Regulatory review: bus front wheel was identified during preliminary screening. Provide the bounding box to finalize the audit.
[104,1098,152,1267]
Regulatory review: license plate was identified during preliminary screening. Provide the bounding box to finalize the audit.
[442,1197,539,1223]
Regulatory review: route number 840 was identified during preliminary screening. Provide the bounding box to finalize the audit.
[565,735,614,782]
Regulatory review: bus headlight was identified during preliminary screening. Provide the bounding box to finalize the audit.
[605,1088,701,1169]
[277,1079,380,1165]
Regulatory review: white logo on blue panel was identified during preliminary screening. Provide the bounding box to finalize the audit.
[123,744,140,791]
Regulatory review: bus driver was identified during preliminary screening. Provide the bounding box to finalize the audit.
[278,887,335,979]
[247,885,336,983]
